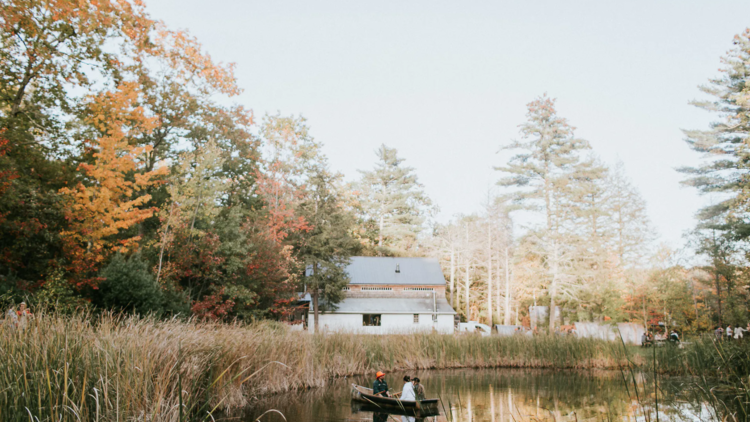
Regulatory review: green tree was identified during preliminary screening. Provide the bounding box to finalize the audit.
[297,163,360,332]
[679,28,750,240]
[356,144,433,253]
[98,254,164,315]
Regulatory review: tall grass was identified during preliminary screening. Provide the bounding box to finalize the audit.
[0,313,636,421]
[642,337,750,421]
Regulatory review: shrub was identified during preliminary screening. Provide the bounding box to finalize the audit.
[98,253,163,315]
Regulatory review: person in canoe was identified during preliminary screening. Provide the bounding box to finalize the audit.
[373,371,390,397]
[413,377,425,401]
[398,375,416,400]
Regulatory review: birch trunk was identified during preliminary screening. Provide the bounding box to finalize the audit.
[465,223,471,320]
[465,260,470,321]
[503,247,512,325]
[456,255,461,314]
[487,226,493,326]
[450,247,455,309]
[548,241,559,333]
[496,251,501,323]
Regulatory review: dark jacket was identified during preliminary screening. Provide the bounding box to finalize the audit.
[415,383,426,400]
[373,379,389,396]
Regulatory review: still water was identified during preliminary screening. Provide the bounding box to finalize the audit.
[245,369,713,421]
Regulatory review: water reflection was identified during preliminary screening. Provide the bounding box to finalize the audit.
[244,368,708,421]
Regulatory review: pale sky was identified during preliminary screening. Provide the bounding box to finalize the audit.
[147,0,750,249]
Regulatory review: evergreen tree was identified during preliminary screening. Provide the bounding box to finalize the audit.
[297,164,360,332]
[356,144,433,253]
[496,94,592,333]
[680,29,750,239]
[98,254,164,316]
[607,162,653,268]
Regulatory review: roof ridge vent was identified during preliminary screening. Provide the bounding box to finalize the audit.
[395,264,400,273]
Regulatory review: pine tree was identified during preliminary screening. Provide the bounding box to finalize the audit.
[496,94,592,333]
[356,145,433,253]
[298,165,360,332]
[680,29,750,239]
[607,161,652,268]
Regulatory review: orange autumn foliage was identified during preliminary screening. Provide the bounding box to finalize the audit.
[60,82,167,287]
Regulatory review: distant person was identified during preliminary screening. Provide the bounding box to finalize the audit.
[727,325,734,341]
[373,371,390,397]
[716,326,724,340]
[413,377,426,401]
[16,302,32,330]
[6,305,18,328]
[735,326,745,340]
[669,330,680,343]
[641,332,648,347]
[399,375,415,400]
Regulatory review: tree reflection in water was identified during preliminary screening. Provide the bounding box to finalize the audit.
[244,368,711,422]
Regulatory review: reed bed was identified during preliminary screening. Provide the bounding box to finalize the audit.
[0,313,635,422]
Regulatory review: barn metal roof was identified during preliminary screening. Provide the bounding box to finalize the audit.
[345,257,446,286]
[317,297,456,314]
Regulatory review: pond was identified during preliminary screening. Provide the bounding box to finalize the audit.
[245,368,715,422]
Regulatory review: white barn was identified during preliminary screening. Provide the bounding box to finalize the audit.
[309,257,456,334]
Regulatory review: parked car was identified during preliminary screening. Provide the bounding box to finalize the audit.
[458,321,492,337]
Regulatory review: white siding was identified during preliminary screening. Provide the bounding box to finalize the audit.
[436,314,455,334]
[310,313,455,334]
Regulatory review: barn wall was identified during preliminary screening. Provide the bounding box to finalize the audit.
[436,314,455,334]
[310,313,455,334]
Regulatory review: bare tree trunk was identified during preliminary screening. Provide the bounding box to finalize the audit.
[456,255,461,315]
[548,241,559,334]
[156,202,176,283]
[715,264,723,327]
[190,194,203,232]
[465,260,470,321]
[312,290,320,333]
[378,214,384,247]
[465,224,470,321]
[504,247,512,325]
[312,262,320,333]
[487,225,493,326]
[496,251,501,323]
[450,247,455,309]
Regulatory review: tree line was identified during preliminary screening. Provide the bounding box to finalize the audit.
[432,31,750,333]
[2,0,750,332]
[0,0,432,320]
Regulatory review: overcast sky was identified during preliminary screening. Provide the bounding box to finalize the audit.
[147,0,750,250]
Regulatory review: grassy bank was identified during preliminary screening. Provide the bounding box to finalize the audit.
[0,313,637,421]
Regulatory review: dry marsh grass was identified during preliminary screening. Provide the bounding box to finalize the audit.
[0,313,635,421]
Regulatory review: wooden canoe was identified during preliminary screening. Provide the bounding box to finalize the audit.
[350,384,439,412]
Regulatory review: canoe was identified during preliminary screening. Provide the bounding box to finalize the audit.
[351,400,440,417]
[350,384,439,412]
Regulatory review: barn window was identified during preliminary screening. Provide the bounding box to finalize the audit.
[363,314,381,326]
[413,314,419,323]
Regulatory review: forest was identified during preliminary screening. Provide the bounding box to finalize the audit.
[1,0,749,334]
